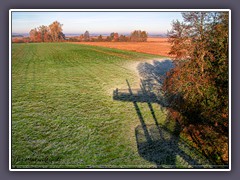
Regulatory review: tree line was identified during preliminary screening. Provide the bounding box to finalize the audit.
[12,22,149,43]
[163,12,229,165]
[69,30,148,42]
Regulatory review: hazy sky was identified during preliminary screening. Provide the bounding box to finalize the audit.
[12,11,183,35]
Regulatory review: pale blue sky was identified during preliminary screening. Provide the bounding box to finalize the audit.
[12,12,183,35]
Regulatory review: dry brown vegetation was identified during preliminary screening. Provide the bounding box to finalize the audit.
[69,37,172,57]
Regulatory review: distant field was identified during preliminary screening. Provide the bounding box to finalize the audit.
[70,37,172,57]
[11,43,212,168]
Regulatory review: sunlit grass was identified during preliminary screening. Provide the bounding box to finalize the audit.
[11,43,212,169]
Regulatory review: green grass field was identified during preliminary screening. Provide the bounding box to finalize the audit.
[11,43,212,169]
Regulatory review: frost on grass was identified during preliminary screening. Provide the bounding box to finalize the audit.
[135,124,213,168]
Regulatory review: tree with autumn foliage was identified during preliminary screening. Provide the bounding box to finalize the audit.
[49,21,65,42]
[130,30,148,42]
[29,28,40,42]
[119,35,129,42]
[29,21,65,42]
[163,12,229,165]
[38,25,50,42]
[97,35,103,42]
[83,31,90,41]
[113,33,119,42]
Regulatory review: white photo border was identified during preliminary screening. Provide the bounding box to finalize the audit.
[9,9,231,171]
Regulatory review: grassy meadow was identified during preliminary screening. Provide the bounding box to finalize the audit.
[11,43,212,168]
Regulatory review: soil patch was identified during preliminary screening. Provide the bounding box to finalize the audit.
[69,38,172,57]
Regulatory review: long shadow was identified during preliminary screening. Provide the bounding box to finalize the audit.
[135,59,228,167]
[140,79,163,139]
[135,121,210,168]
[137,59,174,86]
[113,78,212,168]
[125,79,152,144]
[112,59,219,168]
[137,59,174,107]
